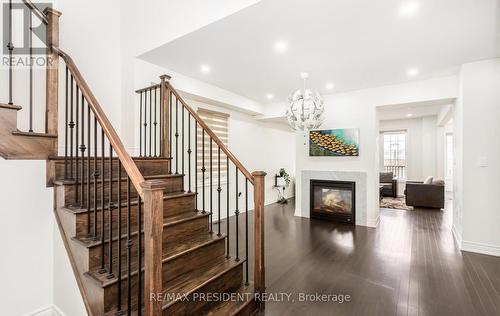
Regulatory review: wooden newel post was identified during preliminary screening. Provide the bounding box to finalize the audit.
[252,171,266,310]
[141,180,167,316]
[44,7,61,136]
[160,74,171,160]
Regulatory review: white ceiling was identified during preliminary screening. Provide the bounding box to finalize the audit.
[140,0,500,104]
[377,98,454,121]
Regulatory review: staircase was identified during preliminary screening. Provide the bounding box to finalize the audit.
[1,2,265,316]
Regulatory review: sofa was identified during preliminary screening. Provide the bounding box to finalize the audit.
[405,179,445,209]
[379,172,397,197]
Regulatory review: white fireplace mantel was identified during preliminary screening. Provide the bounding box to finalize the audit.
[296,170,368,226]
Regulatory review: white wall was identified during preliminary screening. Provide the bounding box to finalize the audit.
[379,115,444,181]
[454,58,500,256]
[55,0,123,130]
[292,76,458,227]
[52,221,87,316]
[0,160,54,316]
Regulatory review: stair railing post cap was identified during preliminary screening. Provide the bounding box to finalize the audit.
[252,171,267,177]
[160,74,172,81]
[140,179,168,191]
[43,7,62,17]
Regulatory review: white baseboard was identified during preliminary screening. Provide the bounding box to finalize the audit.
[27,305,65,316]
[461,240,500,257]
[452,224,462,248]
[366,215,380,228]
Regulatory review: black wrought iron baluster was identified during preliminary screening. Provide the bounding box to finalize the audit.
[226,157,230,258]
[209,138,213,233]
[187,115,192,193]
[93,117,98,239]
[169,92,173,171]
[7,0,13,105]
[139,91,143,157]
[195,123,198,211]
[154,87,158,157]
[202,129,205,213]
[86,105,91,236]
[245,178,250,285]
[235,167,240,261]
[80,94,86,208]
[158,84,164,157]
[159,86,163,157]
[217,147,221,237]
[126,177,132,315]
[107,146,114,279]
[100,130,106,274]
[149,88,152,157]
[175,99,179,174]
[28,9,33,132]
[182,105,185,176]
[75,86,80,204]
[116,160,123,314]
[245,178,249,285]
[69,75,74,180]
[64,66,69,179]
[137,196,142,315]
[143,92,148,158]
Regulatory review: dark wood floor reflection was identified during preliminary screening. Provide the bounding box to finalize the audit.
[236,199,500,316]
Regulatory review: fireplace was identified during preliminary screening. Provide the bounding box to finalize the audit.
[310,179,355,224]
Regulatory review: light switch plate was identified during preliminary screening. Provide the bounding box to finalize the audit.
[478,157,488,167]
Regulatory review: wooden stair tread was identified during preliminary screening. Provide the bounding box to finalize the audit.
[199,283,255,316]
[162,258,246,309]
[0,103,22,110]
[53,173,182,186]
[85,233,226,287]
[72,211,209,248]
[61,191,196,214]
[11,130,58,138]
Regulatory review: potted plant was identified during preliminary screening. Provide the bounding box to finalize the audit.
[275,168,291,204]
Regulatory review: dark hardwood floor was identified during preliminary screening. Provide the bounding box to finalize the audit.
[224,198,500,316]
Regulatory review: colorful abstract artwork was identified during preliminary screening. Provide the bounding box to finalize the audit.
[309,129,360,156]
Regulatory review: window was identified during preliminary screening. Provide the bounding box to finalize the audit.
[383,132,406,179]
[197,108,229,182]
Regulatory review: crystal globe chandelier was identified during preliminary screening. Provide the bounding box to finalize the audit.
[286,72,324,131]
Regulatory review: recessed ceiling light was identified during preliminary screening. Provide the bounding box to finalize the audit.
[407,67,419,76]
[325,82,335,90]
[266,93,274,100]
[274,41,288,54]
[200,64,211,74]
[407,113,414,118]
[399,1,419,17]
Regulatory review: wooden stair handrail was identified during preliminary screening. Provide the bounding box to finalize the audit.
[22,0,49,25]
[52,46,146,196]
[165,81,255,185]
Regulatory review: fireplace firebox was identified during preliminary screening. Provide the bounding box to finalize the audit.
[310,180,355,224]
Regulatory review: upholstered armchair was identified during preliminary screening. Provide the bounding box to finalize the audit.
[379,172,397,197]
[405,180,445,209]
